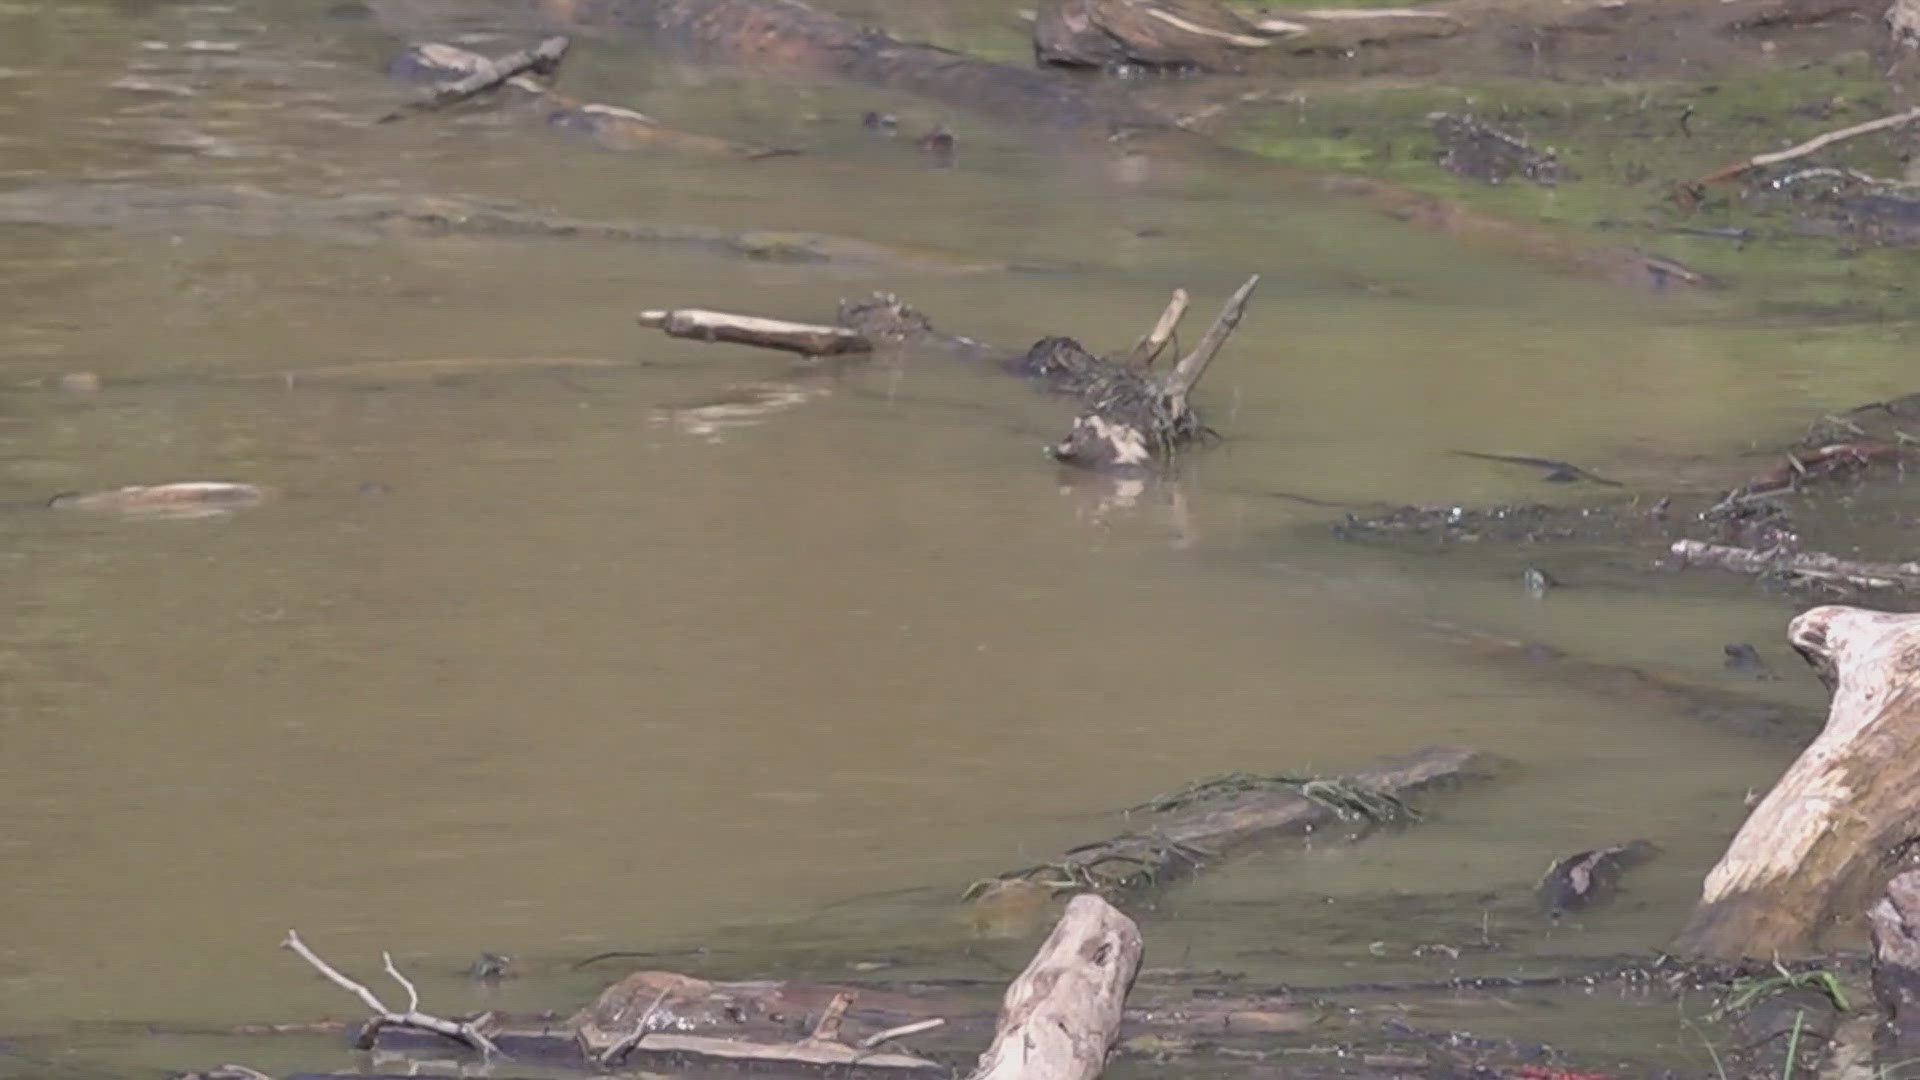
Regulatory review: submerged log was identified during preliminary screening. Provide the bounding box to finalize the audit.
[542,0,1701,291]
[1676,606,1920,959]
[1671,539,1920,593]
[976,745,1499,896]
[969,895,1141,1080]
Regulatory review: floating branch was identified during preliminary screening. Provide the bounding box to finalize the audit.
[281,930,503,1057]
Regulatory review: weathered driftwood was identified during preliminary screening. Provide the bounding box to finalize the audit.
[969,895,1141,1080]
[976,745,1498,897]
[1676,607,1920,958]
[1034,0,1276,72]
[1045,275,1259,470]
[48,481,265,518]
[636,309,871,356]
[540,0,1701,291]
[282,930,502,1057]
[1688,104,1920,187]
[1671,539,1920,593]
[379,36,570,122]
[1870,870,1920,1060]
[636,283,1258,471]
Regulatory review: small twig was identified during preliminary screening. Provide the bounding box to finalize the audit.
[1688,104,1920,186]
[282,930,503,1058]
[857,1018,946,1049]
[1126,289,1189,367]
[598,985,673,1067]
[1162,275,1260,415]
[378,36,570,123]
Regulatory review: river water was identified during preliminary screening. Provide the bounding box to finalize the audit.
[0,1,1913,1076]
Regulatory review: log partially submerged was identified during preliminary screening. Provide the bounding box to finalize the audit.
[969,895,1141,1080]
[974,745,1500,896]
[636,280,1261,471]
[1676,606,1920,959]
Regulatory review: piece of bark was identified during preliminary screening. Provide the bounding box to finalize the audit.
[1675,606,1920,958]
[1537,840,1659,915]
[1869,871,1920,1058]
[637,309,872,355]
[968,894,1142,1080]
[980,745,1499,896]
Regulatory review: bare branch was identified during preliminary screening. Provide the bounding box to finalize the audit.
[1163,274,1260,413]
[858,1018,946,1049]
[383,951,421,1015]
[282,930,503,1059]
[1125,289,1188,367]
[1689,104,1920,186]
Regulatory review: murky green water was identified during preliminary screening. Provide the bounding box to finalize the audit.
[1,1,1913,1076]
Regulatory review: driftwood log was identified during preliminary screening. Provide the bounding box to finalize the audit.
[636,309,870,355]
[636,280,1260,471]
[1033,0,1276,72]
[1676,606,1920,959]
[1671,539,1920,593]
[1892,0,1920,45]
[969,895,1141,1080]
[379,35,570,122]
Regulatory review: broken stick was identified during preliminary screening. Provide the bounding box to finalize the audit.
[637,309,873,356]
[378,36,570,123]
[281,930,502,1057]
[1675,606,1920,958]
[1687,104,1920,187]
[969,894,1141,1080]
[1124,288,1188,367]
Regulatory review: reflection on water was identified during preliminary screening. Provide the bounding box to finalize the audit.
[0,0,1906,1072]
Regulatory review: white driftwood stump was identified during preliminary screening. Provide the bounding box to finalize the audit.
[969,894,1141,1080]
[1675,606,1920,958]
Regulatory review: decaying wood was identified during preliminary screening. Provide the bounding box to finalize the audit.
[977,745,1499,896]
[1870,871,1920,1058]
[636,283,1256,471]
[379,36,570,122]
[1676,607,1920,959]
[637,308,872,355]
[1048,275,1258,470]
[1687,104,1920,187]
[1034,0,1277,73]
[1537,840,1659,915]
[282,930,502,1057]
[969,895,1141,1080]
[1671,539,1920,592]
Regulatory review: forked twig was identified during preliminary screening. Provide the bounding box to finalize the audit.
[282,930,503,1058]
